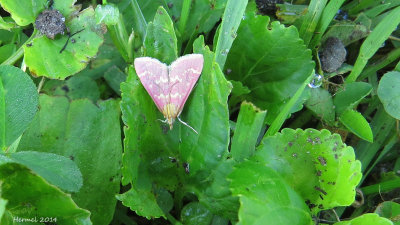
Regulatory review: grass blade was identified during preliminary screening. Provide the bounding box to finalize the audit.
[310,0,346,48]
[346,6,400,83]
[299,0,328,47]
[214,0,247,69]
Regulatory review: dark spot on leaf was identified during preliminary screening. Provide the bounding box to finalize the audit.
[319,195,324,200]
[157,10,163,14]
[316,170,322,176]
[292,153,297,158]
[314,186,327,195]
[183,163,190,174]
[318,204,324,209]
[318,156,327,166]
[167,2,173,8]
[61,85,69,92]
[26,43,33,47]
[71,38,76,43]
[334,154,338,159]
[69,155,74,160]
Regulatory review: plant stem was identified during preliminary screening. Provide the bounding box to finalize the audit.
[1,29,38,66]
[37,77,45,93]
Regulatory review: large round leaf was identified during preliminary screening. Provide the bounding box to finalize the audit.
[0,65,38,150]
[24,7,104,79]
[229,160,313,225]
[224,4,314,123]
[255,128,362,214]
[378,71,400,120]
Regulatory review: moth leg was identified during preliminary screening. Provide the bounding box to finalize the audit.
[177,117,198,134]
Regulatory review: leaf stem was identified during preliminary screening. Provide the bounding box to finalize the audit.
[37,77,45,93]
[1,29,38,66]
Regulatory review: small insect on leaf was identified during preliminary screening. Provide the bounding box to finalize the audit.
[134,54,204,131]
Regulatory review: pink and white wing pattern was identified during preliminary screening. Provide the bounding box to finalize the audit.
[134,57,169,112]
[168,54,204,116]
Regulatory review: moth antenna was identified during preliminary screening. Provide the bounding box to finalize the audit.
[177,117,198,134]
[157,118,168,123]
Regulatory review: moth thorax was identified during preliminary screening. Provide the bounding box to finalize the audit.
[162,103,178,129]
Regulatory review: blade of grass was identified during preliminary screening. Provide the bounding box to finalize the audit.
[358,47,400,81]
[178,0,191,37]
[299,0,328,47]
[346,6,400,83]
[310,0,346,49]
[361,177,400,195]
[361,133,398,184]
[214,0,247,69]
[265,71,314,136]
[364,2,400,18]
[129,0,147,42]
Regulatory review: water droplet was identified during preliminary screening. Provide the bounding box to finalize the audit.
[308,74,323,88]
[220,49,230,56]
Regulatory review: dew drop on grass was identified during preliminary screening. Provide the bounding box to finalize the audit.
[220,49,230,56]
[308,74,323,88]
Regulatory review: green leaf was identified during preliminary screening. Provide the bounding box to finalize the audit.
[17,95,122,225]
[0,163,91,224]
[225,6,314,123]
[0,16,16,30]
[375,201,400,225]
[24,7,104,79]
[256,128,362,214]
[0,43,16,64]
[229,160,313,225]
[195,159,239,220]
[9,151,82,193]
[144,6,177,64]
[104,65,127,95]
[0,0,46,26]
[378,71,400,120]
[95,4,119,25]
[214,0,247,69]
[181,202,213,225]
[231,101,266,162]
[346,6,400,82]
[298,0,327,46]
[321,19,370,47]
[0,65,38,151]
[339,109,373,143]
[334,82,373,115]
[334,213,393,225]
[305,88,335,123]
[116,188,165,219]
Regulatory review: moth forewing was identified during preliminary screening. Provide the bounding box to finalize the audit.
[134,54,204,131]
